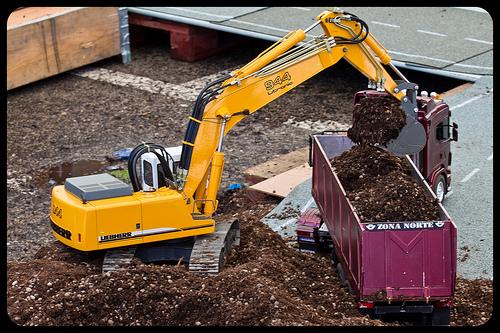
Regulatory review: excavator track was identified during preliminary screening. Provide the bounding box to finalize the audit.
[189,219,240,275]
[102,247,137,274]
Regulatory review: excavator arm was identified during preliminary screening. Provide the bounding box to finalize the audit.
[179,9,426,215]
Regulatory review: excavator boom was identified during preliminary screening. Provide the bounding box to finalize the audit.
[179,9,426,209]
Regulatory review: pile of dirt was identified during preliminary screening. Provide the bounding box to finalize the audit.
[331,145,441,222]
[347,96,406,146]
[5,189,493,326]
[7,189,387,327]
[450,278,493,326]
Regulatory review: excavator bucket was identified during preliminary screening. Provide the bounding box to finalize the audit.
[384,114,426,155]
[383,81,426,156]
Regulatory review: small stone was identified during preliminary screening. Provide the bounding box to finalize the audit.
[108,319,114,325]
[47,282,52,287]
[270,295,276,301]
[25,287,32,292]
[195,321,201,326]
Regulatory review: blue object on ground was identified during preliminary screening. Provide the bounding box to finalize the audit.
[112,148,133,160]
[227,183,242,190]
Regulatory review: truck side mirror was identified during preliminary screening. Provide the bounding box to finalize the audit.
[452,122,458,141]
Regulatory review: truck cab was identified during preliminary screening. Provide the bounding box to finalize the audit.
[353,90,458,202]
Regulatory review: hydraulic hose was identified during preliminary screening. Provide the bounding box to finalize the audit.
[179,75,231,171]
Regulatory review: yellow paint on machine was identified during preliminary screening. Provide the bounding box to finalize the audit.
[50,185,215,251]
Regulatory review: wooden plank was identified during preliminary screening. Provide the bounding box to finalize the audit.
[244,146,310,185]
[440,82,473,99]
[7,7,121,90]
[7,7,79,28]
[249,163,312,198]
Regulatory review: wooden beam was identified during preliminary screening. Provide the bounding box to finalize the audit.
[7,7,121,90]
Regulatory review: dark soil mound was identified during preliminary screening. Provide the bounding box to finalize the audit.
[347,96,406,146]
[331,145,440,222]
[6,190,492,326]
[7,190,387,326]
[330,144,411,192]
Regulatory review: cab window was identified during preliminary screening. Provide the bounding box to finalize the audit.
[436,116,451,141]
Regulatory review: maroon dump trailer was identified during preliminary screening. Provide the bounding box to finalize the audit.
[304,133,457,325]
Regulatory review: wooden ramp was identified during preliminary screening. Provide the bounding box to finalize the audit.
[249,163,312,198]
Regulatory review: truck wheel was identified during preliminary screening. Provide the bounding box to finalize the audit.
[433,175,447,203]
[431,307,450,326]
[330,248,338,266]
[336,263,347,286]
[420,307,450,326]
[336,263,352,293]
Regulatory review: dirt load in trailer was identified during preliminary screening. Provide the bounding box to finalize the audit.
[310,133,457,326]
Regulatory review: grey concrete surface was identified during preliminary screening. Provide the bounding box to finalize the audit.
[440,75,493,280]
[130,7,492,77]
[261,178,315,239]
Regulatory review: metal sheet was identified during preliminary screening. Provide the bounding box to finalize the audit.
[135,7,266,23]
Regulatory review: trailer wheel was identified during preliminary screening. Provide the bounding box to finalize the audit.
[330,248,338,266]
[431,307,450,326]
[421,307,450,326]
[336,263,353,293]
[433,175,447,203]
[336,263,347,286]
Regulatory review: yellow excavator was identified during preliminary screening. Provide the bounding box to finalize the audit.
[49,9,427,274]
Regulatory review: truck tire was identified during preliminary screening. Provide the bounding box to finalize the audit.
[431,307,450,326]
[336,262,353,293]
[330,247,338,266]
[421,307,450,326]
[433,174,447,203]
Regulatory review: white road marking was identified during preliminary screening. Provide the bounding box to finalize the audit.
[452,7,489,14]
[460,168,480,183]
[387,50,454,64]
[229,19,291,33]
[417,29,447,37]
[450,94,487,110]
[452,63,493,70]
[163,7,233,19]
[370,21,400,28]
[464,37,493,45]
[291,7,311,11]
[487,154,493,161]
